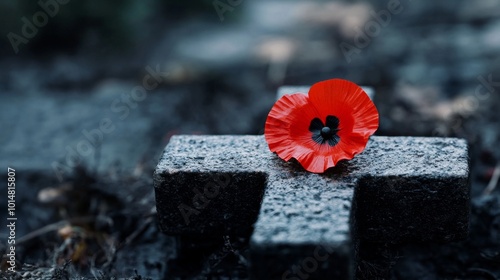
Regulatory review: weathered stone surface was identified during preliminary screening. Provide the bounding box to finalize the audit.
[250,174,354,280]
[153,136,272,236]
[153,135,355,278]
[277,86,374,100]
[348,136,470,243]
[153,135,470,279]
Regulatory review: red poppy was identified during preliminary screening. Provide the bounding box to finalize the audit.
[265,79,379,173]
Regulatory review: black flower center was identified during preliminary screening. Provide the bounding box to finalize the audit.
[321,127,333,138]
[309,115,340,146]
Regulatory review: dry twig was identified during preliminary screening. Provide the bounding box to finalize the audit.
[483,164,500,195]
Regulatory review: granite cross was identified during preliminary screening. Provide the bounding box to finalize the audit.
[153,86,470,279]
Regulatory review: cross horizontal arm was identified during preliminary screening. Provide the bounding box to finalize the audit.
[153,135,469,279]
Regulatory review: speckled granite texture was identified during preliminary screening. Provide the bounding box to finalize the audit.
[153,135,470,279]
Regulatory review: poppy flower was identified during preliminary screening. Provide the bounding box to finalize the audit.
[265,79,379,173]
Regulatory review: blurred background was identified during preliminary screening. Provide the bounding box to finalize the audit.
[0,0,499,279]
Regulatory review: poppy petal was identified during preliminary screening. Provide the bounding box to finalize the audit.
[309,79,379,138]
[265,93,318,162]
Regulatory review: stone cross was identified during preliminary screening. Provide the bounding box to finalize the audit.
[153,86,470,279]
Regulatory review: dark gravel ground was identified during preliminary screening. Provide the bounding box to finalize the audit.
[1,0,500,279]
